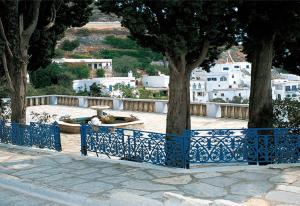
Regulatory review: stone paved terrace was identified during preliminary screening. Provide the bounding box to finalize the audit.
[26,105,248,154]
[0,144,299,206]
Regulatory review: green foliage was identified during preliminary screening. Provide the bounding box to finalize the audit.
[273,99,300,128]
[112,56,140,76]
[69,53,93,59]
[103,35,139,49]
[64,64,90,79]
[89,83,102,97]
[27,0,93,71]
[113,83,135,98]
[211,98,226,103]
[27,84,75,96]
[54,49,65,58]
[138,88,167,100]
[31,63,89,89]
[76,28,91,37]
[230,96,243,104]
[61,39,80,51]
[0,84,10,121]
[96,69,105,77]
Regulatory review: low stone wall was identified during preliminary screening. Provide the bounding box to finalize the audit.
[25,95,249,120]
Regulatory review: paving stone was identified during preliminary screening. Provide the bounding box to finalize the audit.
[71,181,114,193]
[100,167,124,175]
[106,188,151,197]
[122,180,178,191]
[146,169,174,178]
[230,181,273,197]
[265,191,300,205]
[292,180,300,187]
[227,171,274,181]
[152,175,192,185]
[223,194,249,203]
[71,167,100,175]
[122,170,154,180]
[200,176,240,187]
[48,177,88,187]
[100,176,129,184]
[183,182,227,198]
[269,175,298,184]
[276,185,300,194]
[244,198,271,206]
[20,172,54,179]
[193,172,222,179]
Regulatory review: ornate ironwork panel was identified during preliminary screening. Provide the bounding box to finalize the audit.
[0,120,61,151]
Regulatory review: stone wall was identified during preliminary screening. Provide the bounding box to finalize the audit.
[25,95,249,120]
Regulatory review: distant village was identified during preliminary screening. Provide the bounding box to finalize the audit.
[52,58,300,103]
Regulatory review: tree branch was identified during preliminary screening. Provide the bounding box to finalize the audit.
[1,53,14,93]
[0,18,13,58]
[43,3,56,31]
[22,0,41,41]
[187,39,210,71]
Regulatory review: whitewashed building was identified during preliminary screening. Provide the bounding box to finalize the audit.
[190,80,208,102]
[272,79,300,100]
[142,74,169,88]
[209,88,250,102]
[53,58,112,70]
[73,72,135,93]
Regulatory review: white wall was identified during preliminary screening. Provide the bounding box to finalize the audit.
[209,88,250,102]
[73,77,136,92]
[142,75,169,88]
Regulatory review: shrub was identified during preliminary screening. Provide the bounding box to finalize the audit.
[63,64,90,79]
[96,69,105,77]
[103,35,139,49]
[61,39,80,51]
[230,96,243,104]
[211,98,226,103]
[273,99,300,128]
[76,28,91,37]
[54,48,65,58]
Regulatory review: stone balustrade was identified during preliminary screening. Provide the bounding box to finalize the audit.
[24,95,249,120]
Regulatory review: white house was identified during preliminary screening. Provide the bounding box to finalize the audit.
[53,58,112,70]
[142,74,169,88]
[272,79,300,100]
[190,80,208,102]
[73,72,135,93]
[209,88,250,102]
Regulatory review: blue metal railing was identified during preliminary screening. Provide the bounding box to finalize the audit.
[81,125,299,168]
[0,120,61,151]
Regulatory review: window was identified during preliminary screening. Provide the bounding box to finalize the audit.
[198,83,201,89]
[292,94,297,97]
[193,83,196,89]
[229,85,232,88]
[275,85,283,90]
[88,64,92,68]
[232,75,235,78]
[238,93,241,97]
[207,78,217,81]
[221,93,224,97]
[94,64,97,69]
[197,92,204,96]
[234,65,240,68]
[286,94,291,98]
[246,65,250,69]
[218,85,220,87]
[234,81,236,84]
[285,86,291,91]
[292,85,297,91]
[214,93,217,96]
[220,76,227,81]
[277,94,281,100]
[223,67,229,71]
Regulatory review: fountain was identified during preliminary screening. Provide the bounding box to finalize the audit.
[57,105,144,134]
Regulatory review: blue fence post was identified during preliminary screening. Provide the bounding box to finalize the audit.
[80,124,88,156]
[183,130,191,169]
[11,122,17,145]
[53,122,62,151]
[0,120,3,142]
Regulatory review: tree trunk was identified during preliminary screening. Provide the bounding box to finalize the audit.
[248,36,274,129]
[165,63,191,168]
[247,35,275,165]
[10,63,27,124]
[166,68,191,135]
